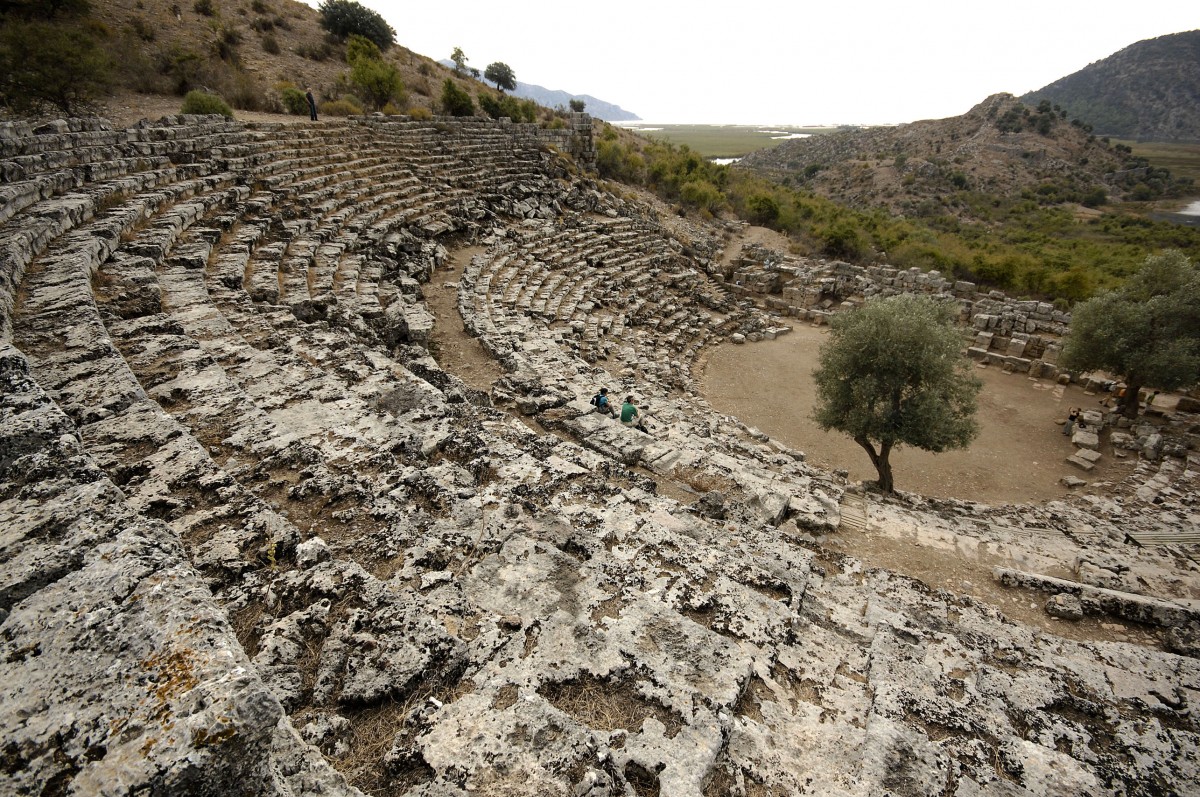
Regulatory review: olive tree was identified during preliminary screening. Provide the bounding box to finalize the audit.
[812,294,981,493]
[484,61,516,92]
[318,0,395,51]
[1061,250,1200,419]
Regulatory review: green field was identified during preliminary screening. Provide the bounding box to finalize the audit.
[615,124,836,159]
[1114,139,1200,189]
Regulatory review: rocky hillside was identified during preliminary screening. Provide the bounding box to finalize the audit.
[737,93,1131,220]
[6,0,534,122]
[1022,30,1200,142]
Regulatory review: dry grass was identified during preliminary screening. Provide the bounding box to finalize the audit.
[538,674,683,739]
[333,671,475,796]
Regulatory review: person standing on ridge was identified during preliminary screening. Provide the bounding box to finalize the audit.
[305,87,318,121]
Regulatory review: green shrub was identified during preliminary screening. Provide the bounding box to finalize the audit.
[318,0,394,51]
[745,193,780,225]
[351,57,403,109]
[296,41,335,61]
[280,86,308,114]
[193,0,215,16]
[408,106,431,120]
[129,15,155,41]
[181,89,233,117]
[319,97,361,116]
[440,78,473,117]
[679,179,724,214]
[0,19,113,113]
[250,0,268,11]
[261,34,280,54]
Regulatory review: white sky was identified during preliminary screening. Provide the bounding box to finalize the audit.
[301,1,1198,125]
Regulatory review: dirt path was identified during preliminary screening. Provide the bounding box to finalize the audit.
[425,247,506,392]
[698,322,1128,503]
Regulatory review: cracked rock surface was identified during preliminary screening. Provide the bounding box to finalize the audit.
[2,114,1198,797]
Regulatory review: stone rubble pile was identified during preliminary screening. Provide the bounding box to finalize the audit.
[1,113,1198,797]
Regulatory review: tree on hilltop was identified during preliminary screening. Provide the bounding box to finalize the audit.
[484,62,516,93]
[319,0,395,51]
[812,295,981,493]
[451,47,467,73]
[1061,250,1200,420]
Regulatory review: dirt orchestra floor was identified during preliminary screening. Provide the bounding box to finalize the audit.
[698,323,1129,504]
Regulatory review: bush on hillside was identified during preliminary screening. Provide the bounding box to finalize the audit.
[181,89,233,117]
[479,93,535,123]
[320,97,361,116]
[345,35,403,110]
[1,0,92,18]
[0,19,113,114]
[279,86,308,115]
[318,0,394,51]
[440,79,473,117]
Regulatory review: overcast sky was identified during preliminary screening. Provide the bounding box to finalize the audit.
[301,0,1197,125]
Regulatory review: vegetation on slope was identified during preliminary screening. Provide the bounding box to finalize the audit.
[0,0,572,127]
[596,114,1200,304]
[1021,30,1200,142]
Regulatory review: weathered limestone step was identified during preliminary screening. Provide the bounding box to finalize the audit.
[993,567,1200,627]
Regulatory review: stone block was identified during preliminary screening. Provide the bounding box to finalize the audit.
[1046,593,1085,620]
[1071,430,1100,450]
[1066,455,1095,471]
[1075,448,1102,463]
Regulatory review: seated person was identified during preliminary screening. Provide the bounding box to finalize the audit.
[590,387,616,417]
[620,395,649,433]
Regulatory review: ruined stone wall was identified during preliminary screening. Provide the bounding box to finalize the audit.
[726,253,1075,377]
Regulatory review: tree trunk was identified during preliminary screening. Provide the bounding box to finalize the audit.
[1121,376,1144,420]
[855,436,895,493]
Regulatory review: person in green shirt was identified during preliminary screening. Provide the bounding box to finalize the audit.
[620,395,649,433]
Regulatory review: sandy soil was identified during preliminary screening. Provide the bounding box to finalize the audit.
[698,323,1129,504]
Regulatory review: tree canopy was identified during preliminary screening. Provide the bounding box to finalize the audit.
[1061,249,1200,419]
[346,34,403,110]
[812,294,981,492]
[318,0,395,51]
[440,78,474,117]
[484,62,516,92]
[450,47,467,73]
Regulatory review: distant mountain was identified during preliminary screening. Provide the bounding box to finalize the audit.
[437,62,639,121]
[1021,30,1200,142]
[509,83,639,122]
[737,93,1142,221]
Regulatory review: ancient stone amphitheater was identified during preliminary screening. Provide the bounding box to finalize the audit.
[2,113,1198,797]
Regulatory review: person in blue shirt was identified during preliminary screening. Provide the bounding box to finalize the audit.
[590,387,616,417]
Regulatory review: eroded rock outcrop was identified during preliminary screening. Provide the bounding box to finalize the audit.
[2,113,1198,797]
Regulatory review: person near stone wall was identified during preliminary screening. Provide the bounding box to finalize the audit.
[1063,407,1080,436]
[305,87,318,121]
